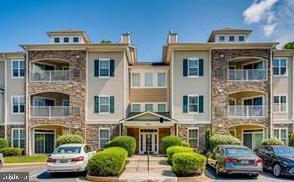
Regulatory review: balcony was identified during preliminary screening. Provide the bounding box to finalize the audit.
[228,69,266,81]
[30,106,69,118]
[228,105,267,117]
[31,70,70,82]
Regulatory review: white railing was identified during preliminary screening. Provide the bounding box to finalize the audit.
[228,105,267,117]
[228,69,266,81]
[30,106,70,118]
[30,70,70,82]
[273,104,287,113]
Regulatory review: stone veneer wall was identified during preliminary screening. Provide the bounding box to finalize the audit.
[211,49,272,134]
[27,50,86,136]
[0,126,4,137]
[86,124,119,148]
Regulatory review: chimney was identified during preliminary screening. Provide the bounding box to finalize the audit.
[167,30,178,44]
[121,32,131,44]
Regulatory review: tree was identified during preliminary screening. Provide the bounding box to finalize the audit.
[100,40,113,44]
[284,42,294,49]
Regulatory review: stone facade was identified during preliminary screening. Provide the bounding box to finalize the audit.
[211,49,272,135]
[0,126,4,137]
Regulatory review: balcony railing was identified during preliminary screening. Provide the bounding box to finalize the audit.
[273,103,287,113]
[30,106,70,118]
[227,69,266,81]
[228,105,267,117]
[30,70,70,82]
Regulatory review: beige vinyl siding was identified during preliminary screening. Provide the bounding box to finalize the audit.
[130,88,168,102]
[87,51,126,122]
[172,50,210,122]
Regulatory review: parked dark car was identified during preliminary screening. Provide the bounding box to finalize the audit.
[255,145,294,177]
[207,145,262,177]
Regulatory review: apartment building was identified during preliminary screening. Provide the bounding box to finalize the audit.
[0,28,293,155]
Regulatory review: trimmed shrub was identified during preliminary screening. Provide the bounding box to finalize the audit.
[209,134,241,152]
[262,137,284,146]
[167,146,193,164]
[0,138,8,149]
[87,147,128,176]
[161,136,183,154]
[289,133,294,146]
[172,152,206,176]
[0,147,22,156]
[105,136,136,156]
[181,141,190,148]
[56,134,84,147]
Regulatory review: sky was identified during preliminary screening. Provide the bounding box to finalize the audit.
[0,0,293,61]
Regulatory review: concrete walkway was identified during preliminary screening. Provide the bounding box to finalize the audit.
[119,155,177,182]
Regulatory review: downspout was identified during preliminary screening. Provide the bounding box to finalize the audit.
[269,48,273,138]
[3,55,8,139]
[24,49,30,155]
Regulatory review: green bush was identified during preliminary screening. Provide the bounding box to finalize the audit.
[172,152,206,176]
[167,146,193,164]
[56,134,85,147]
[0,147,22,156]
[209,134,241,152]
[284,42,294,49]
[262,137,284,146]
[289,133,294,146]
[0,138,8,149]
[161,136,183,154]
[87,147,128,176]
[105,136,136,156]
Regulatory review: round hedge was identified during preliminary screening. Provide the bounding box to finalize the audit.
[262,137,284,146]
[209,134,240,151]
[56,134,85,147]
[105,136,136,157]
[0,147,22,156]
[0,138,8,149]
[166,146,193,164]
[161,136,183,154]
[172,152,206,176]
[87,147,128,176]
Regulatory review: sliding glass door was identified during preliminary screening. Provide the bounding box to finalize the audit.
[34,130,55,154]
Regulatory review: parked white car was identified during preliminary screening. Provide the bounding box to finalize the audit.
[0,153,3,169]
[47,144,96,174]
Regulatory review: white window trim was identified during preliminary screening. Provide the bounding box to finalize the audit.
[99,128,110,149]
[98,58,110,78]
[144,72,154,87]
[131,71,167,88]
[187,127,199,149]
[11,128,25,148]
[131,102,168,112]
[131,72,141,88]
[157,103,167,112]
[98,95,111,114]
[273,57,288,77]
[187,58,200,78]
[131,103,142,112]
[11,60,25,79]
[188,95,199,113]
[32,128,56,154]
[274,128,288,145]
[157,72,167,88]
[11,96,24,114]
[273,94,288,113]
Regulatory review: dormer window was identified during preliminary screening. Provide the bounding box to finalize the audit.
[64,37,69,43]
[73,37,79,43]
[219,36,225,42]
[229,36,235,42]
[239,36,245,42]
[54,37,60,43]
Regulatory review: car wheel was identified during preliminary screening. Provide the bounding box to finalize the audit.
[273,164,281,177]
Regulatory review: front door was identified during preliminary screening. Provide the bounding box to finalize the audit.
[243,130,264,150]
[139,129,158,154]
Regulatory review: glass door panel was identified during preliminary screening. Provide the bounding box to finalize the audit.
[253,133,263,150]
[243,133,252,149]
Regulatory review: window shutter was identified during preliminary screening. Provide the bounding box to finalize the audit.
[199,95,204,113]
[94,96,99,113]
[183,96,188,113]
[110,96,115,113]
[110,59,115,77]
[183,59,188,76]
[94,60,99,77]
[199,59,204,76]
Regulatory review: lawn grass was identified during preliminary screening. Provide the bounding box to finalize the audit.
[4,155,48,163]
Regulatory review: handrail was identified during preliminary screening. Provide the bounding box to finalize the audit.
[227,69,266,81]
[30,70,70,82]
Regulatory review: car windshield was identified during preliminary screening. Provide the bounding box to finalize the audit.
[225,148,253,156]
[273,146,294,156]
[54,147,81,154]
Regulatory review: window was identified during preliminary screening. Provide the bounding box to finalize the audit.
[219,36,225,42]
[158,104,166,112]
[64,37,69,43]
[188,128,199,148]
[273,95,287,112]
[12,128,25,148]
[99,96,110,113]
[73,37,79,43]
[188,59,199,76]
[132,73,140,87]
[273,58,287,76]
[229,36,235,42]
[12,96,24,113]
[12,60,25,78]
[157,73,166,87]
[188,96,199,112]
[239,36,245,42]
[274,128,288,145]
[54,37,60,43]
[145,104,153,112]
[132,104,141,112]
[99,60,110,77]
[145,73,153,87]
[99,128,110,149]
